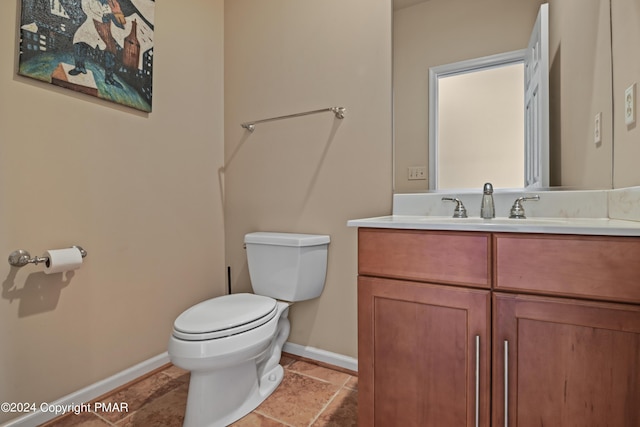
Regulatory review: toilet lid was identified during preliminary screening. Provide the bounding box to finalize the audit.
[173,293,277,340]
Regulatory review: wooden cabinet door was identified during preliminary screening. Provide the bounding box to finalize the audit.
[358,276,491,427]
[493,293,640,427]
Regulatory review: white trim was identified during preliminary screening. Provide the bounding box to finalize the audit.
[1,353,170,427]
[283,342,358,373]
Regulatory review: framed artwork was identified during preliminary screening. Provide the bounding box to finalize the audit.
[18,0,155,112]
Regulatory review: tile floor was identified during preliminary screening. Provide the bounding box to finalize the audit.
[40,355,358,427]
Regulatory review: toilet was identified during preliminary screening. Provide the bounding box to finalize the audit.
[168,232,330,427]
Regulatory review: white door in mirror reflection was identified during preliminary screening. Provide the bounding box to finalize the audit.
[524,2,549,188]
[429,3,549,190]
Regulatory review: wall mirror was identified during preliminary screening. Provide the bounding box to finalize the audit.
[393,0,614,193]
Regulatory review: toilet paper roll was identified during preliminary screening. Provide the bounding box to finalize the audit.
[43,247,83,274]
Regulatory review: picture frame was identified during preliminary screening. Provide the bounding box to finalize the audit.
[18,0,155,112]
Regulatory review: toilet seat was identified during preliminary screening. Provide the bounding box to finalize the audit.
[173,293,278,341]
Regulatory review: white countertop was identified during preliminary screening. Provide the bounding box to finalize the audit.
[347,215,640,236]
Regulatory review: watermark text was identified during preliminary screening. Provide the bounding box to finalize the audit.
[1,401,129,416]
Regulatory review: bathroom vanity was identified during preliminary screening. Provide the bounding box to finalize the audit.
[349,213,640,426]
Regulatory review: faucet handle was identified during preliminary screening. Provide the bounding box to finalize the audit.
[442,197,468,218]
[509,195,540,219]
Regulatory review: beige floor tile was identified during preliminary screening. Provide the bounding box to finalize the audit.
[231,412,289,426]
[287,361,351,386]
[312,388,358,427]
[97,370,188,423]
[344,376,358,391]
[279,354,297,368]
[159,364,189,380]
[115,381,188,427]
[40,411,112,427]
[255,370,340,427]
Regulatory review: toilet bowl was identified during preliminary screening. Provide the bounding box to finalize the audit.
[168,232,330,427]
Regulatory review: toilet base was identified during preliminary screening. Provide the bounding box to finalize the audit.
[183,362,284,427]
[176,303,291,427]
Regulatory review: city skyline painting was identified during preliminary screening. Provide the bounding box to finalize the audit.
[18,0,155,112]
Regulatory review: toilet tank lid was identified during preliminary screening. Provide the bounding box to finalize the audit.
[245,232,330,247]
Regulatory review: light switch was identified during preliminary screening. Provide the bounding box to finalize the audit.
[625,83,636,126]
[594,112,602,144]
[408,166,427,180]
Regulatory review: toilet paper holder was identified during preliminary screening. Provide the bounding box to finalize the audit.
[8,246,87,268]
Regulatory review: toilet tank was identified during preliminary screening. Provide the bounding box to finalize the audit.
[244,232,330,302]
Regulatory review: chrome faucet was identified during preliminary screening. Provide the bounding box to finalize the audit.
[509,195,540,219]
[442,197,468,218]
[480,182,495,219]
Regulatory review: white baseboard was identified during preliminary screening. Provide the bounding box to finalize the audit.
[1,352,170,427]
[283,342,358,373]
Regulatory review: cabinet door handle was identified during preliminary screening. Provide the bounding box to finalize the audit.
[475,335,480,427]
[504,340,509,427]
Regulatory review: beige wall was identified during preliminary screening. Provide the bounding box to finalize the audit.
[224,0,392,359]
[0,1,225,423]
[548,0,612,189]
[612,0,640,188]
